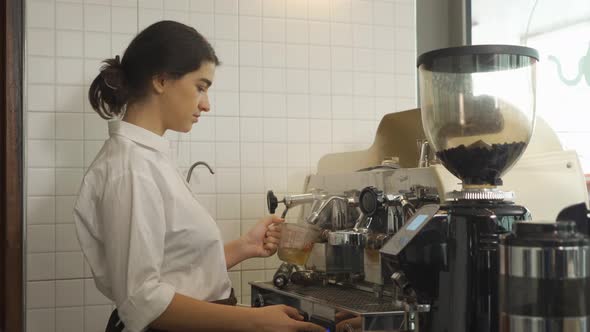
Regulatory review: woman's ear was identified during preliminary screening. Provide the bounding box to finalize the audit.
[151,75,167,94]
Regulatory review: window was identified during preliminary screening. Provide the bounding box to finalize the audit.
[472,0,590,174]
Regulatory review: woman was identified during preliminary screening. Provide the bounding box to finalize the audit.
[74,20,324,332]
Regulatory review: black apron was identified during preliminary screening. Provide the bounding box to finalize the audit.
[105,288,238,332]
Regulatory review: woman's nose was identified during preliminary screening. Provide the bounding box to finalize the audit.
[199,94,211,112]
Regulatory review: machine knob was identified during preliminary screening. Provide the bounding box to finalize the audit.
[267,190,279,214]
[298,310,309,322]
[273,274,288,289]
[391,271,410,291]
[253,294,265,307]
[359,186,384,216]
[391,271,417,299]
[273,263,295,289]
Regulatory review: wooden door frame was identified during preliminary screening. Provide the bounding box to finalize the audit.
[1,0,24,330]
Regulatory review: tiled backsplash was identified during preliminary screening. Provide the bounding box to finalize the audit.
[25,0,416,331]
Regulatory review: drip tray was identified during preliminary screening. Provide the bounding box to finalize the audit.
[250,281,406,315]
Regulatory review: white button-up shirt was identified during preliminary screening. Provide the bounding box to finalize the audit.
[74,121,231,332]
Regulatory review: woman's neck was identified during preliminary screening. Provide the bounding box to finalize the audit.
[122,100,166,136]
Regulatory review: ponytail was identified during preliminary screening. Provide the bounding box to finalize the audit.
[88,56,129,119]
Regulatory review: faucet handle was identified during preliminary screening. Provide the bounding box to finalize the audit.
[359,186,384,216]
[267,190,279,214]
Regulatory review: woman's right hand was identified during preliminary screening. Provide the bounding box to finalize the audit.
[252,305,326,332]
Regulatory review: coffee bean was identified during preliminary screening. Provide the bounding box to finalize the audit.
[436,141,527,186]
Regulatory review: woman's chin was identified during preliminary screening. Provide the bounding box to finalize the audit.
[169,120,196,133]
[176,123,193,133]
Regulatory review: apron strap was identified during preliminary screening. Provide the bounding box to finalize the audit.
[210,288,238,306]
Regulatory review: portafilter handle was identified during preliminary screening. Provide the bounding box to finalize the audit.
[267,190,280,214]
[267,190,290,218]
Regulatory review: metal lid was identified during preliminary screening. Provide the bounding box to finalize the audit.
[417,45,540,73]
[516,220,576,236]
[446,189,515,202]
[502,220,590,247]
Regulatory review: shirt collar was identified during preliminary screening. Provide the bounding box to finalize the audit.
[108,120,171,156]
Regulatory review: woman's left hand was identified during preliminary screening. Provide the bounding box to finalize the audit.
[241,215,284,258]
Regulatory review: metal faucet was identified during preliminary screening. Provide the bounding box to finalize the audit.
[186,161,215,183]
[305,196,353,226]
[418,140,430,168]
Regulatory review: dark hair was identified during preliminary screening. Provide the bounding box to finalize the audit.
[89,20,220,119]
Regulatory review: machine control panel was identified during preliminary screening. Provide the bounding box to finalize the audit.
[380,204,440,256]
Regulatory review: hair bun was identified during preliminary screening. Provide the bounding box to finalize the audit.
[100,55,126,92]
[89,56,129,119]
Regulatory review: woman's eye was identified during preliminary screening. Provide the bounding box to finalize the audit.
[197,86,206,93]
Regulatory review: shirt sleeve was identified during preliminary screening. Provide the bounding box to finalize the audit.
[100,172,175,332]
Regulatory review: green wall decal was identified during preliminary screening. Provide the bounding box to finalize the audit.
[548,43,590,86]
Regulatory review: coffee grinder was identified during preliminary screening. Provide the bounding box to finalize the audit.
[382,45,540,332]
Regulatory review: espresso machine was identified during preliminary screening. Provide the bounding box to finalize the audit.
[250,45,590,331]
[254,169,441,331]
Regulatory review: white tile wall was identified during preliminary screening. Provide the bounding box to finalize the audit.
[27,309,55,332]
[56,280,84,307]
[27,253,56,281]
[56,307,84,332]
[55,252,85,279]
[25,0,416,329]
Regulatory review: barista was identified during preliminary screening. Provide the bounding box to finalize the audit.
[74,20,324,332]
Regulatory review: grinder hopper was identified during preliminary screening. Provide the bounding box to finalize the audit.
[418,45,539,188]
